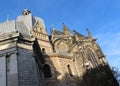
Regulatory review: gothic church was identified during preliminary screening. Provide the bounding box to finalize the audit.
[0,9,118,86]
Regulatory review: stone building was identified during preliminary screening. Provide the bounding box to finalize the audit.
[0,9,118,86]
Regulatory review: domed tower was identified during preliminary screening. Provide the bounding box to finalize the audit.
[17,9,53,53]
[0,10,44,86]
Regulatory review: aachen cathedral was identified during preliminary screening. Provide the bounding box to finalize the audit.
[0,9,119,86]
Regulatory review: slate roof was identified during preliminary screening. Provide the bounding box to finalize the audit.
[34,17,46,29]
[73,30,85,37]
[52,29,64,35]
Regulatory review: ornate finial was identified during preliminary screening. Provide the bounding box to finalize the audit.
[62,22,68,29]
[62,23,72,36]
[22,9,31,15]
[62,22,65,26]
[86,28,92,39]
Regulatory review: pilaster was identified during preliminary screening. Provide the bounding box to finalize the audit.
[9,53,18,86]
[0,56,6,86]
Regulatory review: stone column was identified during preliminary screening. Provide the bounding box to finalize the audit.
[0,56,6,86]
[9,53,18,86]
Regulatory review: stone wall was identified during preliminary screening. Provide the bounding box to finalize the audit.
[17,48,41,86]
[44,56,79,86]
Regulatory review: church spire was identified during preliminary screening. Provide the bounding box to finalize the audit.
[62,23,72,36]
[86,29,93,39]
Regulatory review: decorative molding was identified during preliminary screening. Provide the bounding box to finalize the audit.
[44,53,72,60]
[31,31,48,40]
[0,47,17,57]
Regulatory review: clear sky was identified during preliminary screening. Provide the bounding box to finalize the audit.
[0,0,120,68]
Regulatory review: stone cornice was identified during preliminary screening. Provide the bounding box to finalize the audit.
[53,35,70,38]
[31,30,48,40]
[17,42,33,50]
[80,38,97,42]
[44,53,72,59]
[0,32,19,42]
[0,47,17,57]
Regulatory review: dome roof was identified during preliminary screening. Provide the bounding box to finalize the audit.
[0,20,32,38]
[17,9,46,31]
[15,21,32,37]
[34,17,46,29]
[0,9,46,39]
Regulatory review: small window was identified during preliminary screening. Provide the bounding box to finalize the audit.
[43,64,52,78]
[67,65,73,77]
[42,48,46,55]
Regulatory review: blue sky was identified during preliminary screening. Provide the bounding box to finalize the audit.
[0,0,120,69]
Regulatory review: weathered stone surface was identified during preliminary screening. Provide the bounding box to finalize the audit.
[9,53,18,86]
[0,56,6,86]
[18,48,40,86]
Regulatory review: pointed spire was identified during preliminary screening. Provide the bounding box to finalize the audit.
[63,22,68,29]
[73,30,79,41]
[86,28,93,39]
[63,22,68,32]
[62,23,72,36]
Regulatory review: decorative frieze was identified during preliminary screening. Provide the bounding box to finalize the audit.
[31,31,48,40]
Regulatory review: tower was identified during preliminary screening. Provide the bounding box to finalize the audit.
[0,10,43,86]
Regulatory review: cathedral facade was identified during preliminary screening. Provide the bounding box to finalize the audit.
[0,9,118,86]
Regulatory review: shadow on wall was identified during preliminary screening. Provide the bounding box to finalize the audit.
[42,63,119,86]
[33,39,119,86]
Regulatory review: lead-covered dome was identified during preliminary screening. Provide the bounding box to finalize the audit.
[17,9,46,30]
[0,20,32,38]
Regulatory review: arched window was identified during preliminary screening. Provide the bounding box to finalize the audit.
[87,48,98,68]
[43,64,52,78]
[67,65,73,77]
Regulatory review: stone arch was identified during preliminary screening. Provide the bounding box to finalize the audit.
[53,38,64,44]
[54,38,69,53]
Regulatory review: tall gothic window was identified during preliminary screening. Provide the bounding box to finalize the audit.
[43,64,52,78]
[67,65,73,77]
[87,48,98,68]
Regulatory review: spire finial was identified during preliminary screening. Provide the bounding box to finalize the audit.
[62,22,67,29]
[62,23,72,36]
[62,22,65,26]
[86,28,92,39]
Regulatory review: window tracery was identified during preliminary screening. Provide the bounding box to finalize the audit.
[87,48,98,68]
